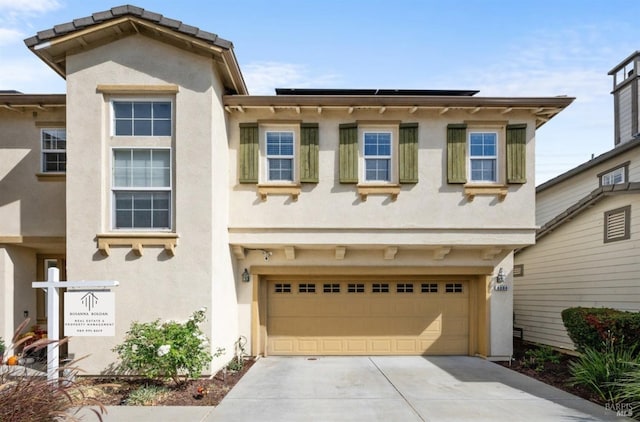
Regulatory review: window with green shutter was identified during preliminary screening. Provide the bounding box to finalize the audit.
[300,123,319,183]
[506,124,527,184]
[399,123,419,184]
[339,123,358,184]
[447,124,467,184]
[239,123,259,183]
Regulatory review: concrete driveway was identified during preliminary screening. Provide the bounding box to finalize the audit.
[211,356,626,422]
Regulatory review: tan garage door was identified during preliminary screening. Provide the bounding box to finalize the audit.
[267,280,469,355]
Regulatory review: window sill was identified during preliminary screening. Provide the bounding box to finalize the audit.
[257,184,301,201]
[36,173,66,182]
[96,233,178,257]
[357,184,400,201]
[464,185,508,202]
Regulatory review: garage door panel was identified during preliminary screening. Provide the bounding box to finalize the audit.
[267,280,470,355]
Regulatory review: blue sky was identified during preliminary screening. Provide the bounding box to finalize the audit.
[1,0,638,184]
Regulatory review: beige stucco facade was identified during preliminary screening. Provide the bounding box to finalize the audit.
[0,5,573,374]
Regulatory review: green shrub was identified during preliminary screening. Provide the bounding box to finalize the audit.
[569,338,639,402]
[615,363,640,417]
[113,308,222,385]
[522,345,561,372]
[561,307,640,353]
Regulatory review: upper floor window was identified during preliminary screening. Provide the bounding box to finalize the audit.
[41,128,66,173]
[112,148,171,229]
[113,101,172,136]
[599,163,628,186]
[266,131,294,181]
[363,131,392,182]
[468,132,497,182]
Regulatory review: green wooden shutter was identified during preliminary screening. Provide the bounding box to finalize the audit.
[339,123,358,183]
[447,124,467,184]
[506,124,527,184]
[399,123,419,184]
[300,123,319,183]
[239,123,259,184]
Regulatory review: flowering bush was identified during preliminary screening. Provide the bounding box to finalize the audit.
[113,308,221,385]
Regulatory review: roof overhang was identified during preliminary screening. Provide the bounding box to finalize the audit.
[517,182,640,254]
[25,5,247,95]
[223,95,574,128]
[0,93,66,111]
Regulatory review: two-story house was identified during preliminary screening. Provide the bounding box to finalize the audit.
[514,52,640,351]
[0,5,573,373]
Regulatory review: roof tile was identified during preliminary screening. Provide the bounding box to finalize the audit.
[36,29,56,40]
[158,17,181,29]
[196,29,218,43]
[23,36,39,47]
[110,5,131,16]
[92,10,114,22]
[140,10,162,22]
[53,22,76,35]
[178,23,199,36]
[73,16,96,28]
[26,5,235,52]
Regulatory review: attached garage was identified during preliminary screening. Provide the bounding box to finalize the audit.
[262,277,474,356]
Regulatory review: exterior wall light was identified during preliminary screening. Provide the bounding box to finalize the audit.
[242,268,250,283]
[496,268,505,284]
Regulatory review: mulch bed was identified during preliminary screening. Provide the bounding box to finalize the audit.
[496,338,601,404]
[80,358,255,406]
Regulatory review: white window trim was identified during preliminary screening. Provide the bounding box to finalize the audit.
[259,124,299,184]
[110,97,173,137]
[359,125,398,184]
[467,131,499,184]
[601,167,626,186]
[110,147,173,231]
[41,128,66,173]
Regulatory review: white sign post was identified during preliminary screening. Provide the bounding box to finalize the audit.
[32,267,118,381]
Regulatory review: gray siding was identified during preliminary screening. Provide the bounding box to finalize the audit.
[537,147,640,226]
[618,85,633,143]
[515,195,640,350]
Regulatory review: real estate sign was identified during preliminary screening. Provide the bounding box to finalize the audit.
[64,291,116,336]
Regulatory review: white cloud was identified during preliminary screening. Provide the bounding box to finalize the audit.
[0,0,61,14]
[0,27,24,45]
[0,57,65,93]
[242,61,341,95]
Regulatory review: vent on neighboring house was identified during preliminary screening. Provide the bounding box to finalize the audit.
[604,205,631,243]
[513,264,524,277]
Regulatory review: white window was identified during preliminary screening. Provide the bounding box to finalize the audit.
[266,131,294,181]
[601,167,625,186]
[112,149,171,229]
[41,128,66,172]
[112,101,172,136]
[469,132,497,182]
[363,131,392,182]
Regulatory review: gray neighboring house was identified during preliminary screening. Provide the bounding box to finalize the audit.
[514,52,640,351]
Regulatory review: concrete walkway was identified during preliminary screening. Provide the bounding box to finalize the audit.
[77,356,630,421]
